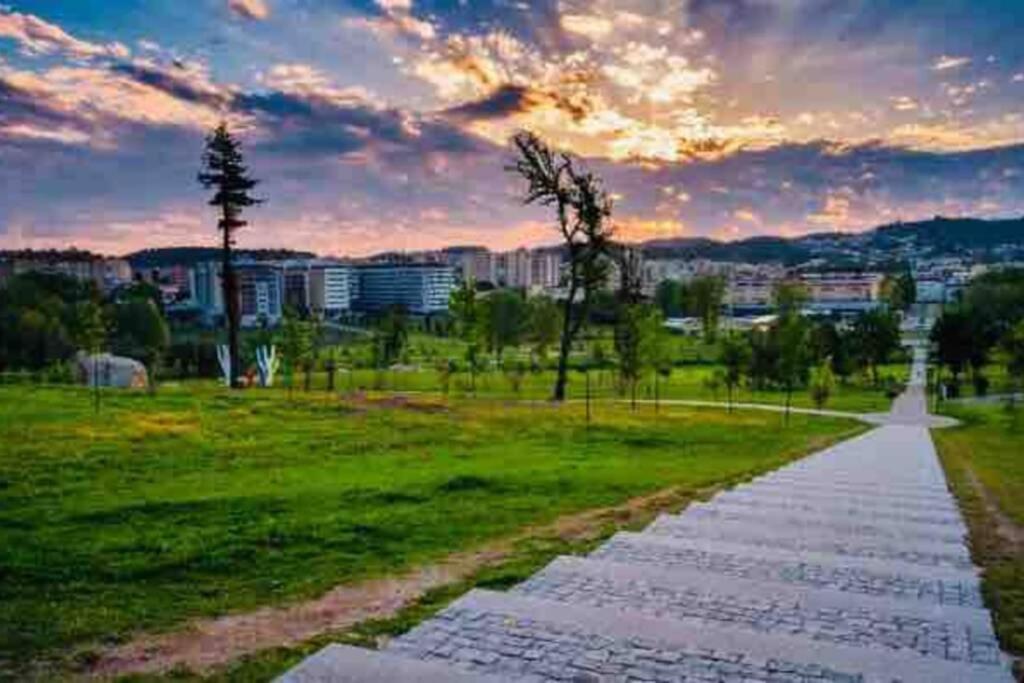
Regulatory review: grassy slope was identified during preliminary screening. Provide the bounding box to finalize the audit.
[933,403,1024,664]
[0,384,861,670]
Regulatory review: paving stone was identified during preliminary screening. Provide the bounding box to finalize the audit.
[514,556,998,664]
[590,533,982,608]
[387,591,1011,683]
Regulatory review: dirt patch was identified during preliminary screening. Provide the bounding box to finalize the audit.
[81,484,706,679]
[345,392,449,413]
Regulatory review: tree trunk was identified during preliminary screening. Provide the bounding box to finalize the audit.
[222,223,241,390]
[585,369,591,425]
[631,377,637,411]
[784,385,792,425]
[655,373,660,414]
[553,280,578,402]
[727,383,733,413]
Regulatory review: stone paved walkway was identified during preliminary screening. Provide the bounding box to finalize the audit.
[281,348,1012,682]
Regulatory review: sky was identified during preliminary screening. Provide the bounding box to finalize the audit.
[1,0,1023,257]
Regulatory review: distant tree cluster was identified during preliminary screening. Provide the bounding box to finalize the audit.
[932,268,1024,399]
[0,272,169,384]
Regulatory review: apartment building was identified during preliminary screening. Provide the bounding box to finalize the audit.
[0,252,131,290]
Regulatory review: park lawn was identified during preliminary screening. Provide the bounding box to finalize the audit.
[0,383,862,672]
[933,403,1024,663]
[277,361,907,414]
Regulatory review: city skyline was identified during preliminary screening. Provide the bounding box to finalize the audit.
[2,1,1024,256]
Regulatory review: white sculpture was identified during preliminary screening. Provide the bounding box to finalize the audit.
[256,345,279,387]
[216,345,232,386]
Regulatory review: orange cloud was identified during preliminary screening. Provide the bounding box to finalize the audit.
[227,0,270,21]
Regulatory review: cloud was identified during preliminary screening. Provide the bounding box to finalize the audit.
[227,0,270,21]
[0,9,128,59]
[932,55,971,71]
[890,96,918,112]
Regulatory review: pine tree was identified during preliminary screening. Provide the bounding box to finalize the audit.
[198,122,262,389]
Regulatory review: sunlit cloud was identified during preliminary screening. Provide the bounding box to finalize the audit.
[932,55,971,71]
[227,0,270,21]
[0,9,128,59]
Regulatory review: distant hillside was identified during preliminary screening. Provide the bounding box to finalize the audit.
[868,217,1024,250]
[641,216,1024,264]
[126,247,316,269]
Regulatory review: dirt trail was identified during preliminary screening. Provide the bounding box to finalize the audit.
[963,463,1024,550]
[84,484,707,679]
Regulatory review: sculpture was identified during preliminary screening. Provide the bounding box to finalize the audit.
[256,345,280,387]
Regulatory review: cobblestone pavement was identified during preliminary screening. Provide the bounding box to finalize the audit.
[281,348,1013,682]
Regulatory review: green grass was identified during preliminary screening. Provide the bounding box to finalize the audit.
[933,402,1024,667]
[0,383,862,674]
[259,361,905,414]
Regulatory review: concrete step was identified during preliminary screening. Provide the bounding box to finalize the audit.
[755,475,952,498]
[648,514,974,570]
[387,589,1012,683]
[275,643,511,682]
[590,532,982,607]
[700,496,967,530]
[721,485,961,514]
[514,556,1000,665]
[677,502,967,545]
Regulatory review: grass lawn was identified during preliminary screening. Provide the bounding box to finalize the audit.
[933,402,1024,668]
[0,383,862,674]
[272,361,906,414]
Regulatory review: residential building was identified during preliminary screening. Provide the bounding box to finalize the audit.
[0,251,131,290]
[237,261,284,326]
[800,272,884,312]
[308,261,356,316]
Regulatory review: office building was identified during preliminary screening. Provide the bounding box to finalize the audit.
[354,263,455,314]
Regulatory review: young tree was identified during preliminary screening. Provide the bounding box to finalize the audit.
[280,308,312,399]
[482,289,527,365]
[776,316,811,423]
[881,271,916,312]
[375,305,409,369]
[198,122,262,389]
[772,280,810,321]
[689,276,725,341]
[526,294,561,364]
[508,131,613,401]
[109,299,170,393]
[1003,320,1024,407]
[69,300,108,412]
[809,359,836,409]
[931,310,973,397]
[615,303,661,410]
[852,309,901,385]
[655,279,685,318]
[720,334,751,413]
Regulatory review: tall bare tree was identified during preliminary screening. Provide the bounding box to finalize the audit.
[198,122,262,389]
[508,131,613,401]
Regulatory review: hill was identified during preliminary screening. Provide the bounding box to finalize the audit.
[640,216,1024,264]
[125,247,316,269]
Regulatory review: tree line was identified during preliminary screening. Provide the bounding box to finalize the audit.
[931,268,1024,399]
[0,272,169,383]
